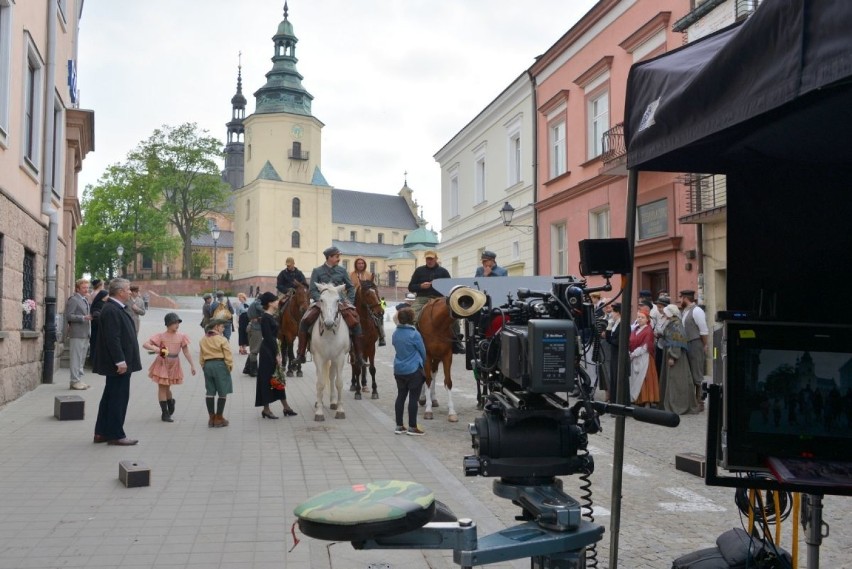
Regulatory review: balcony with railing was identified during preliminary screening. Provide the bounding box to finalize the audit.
[679,173,727,224]
[600,122,627,175]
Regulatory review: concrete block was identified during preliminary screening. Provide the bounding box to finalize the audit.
[119,461,150,488]
[675,452,706,478]
[54,395,84,420]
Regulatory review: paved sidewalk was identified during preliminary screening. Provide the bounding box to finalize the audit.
[0,303,849,568]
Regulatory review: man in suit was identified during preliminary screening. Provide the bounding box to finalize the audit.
[66,278,92,390]
[92,278,142,445]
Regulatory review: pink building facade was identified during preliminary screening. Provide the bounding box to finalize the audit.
[531,0,695,302]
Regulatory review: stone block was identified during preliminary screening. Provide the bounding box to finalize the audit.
[54,395,84,420]
[119,460,150,488]
[675,452,706,478]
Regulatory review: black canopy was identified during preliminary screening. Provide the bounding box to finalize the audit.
[625,0,852,174]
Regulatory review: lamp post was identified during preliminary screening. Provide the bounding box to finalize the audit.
[211,225,220,294]
[499,201,533,233]
[116,245,124,277]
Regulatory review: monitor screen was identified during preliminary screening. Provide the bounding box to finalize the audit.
[722,321,852,471]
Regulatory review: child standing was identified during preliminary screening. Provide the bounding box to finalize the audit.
[142,312,196,422]
[392,307,427,436]
[199,318,234,427]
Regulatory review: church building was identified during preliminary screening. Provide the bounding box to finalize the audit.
[222,3,436,291]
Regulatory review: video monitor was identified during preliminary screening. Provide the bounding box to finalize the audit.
[721,321,852,472]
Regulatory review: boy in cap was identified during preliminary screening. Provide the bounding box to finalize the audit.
[199,318,234,427]
[295,246,367,365]
[200,292,214,329]
[474,250,508,277]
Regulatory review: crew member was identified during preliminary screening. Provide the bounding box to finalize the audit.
[474,250,508,277]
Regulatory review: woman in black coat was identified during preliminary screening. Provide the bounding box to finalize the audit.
[254,292,297,418]
[604,303,622,403]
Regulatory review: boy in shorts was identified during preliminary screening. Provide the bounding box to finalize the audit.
[199,318,234,427]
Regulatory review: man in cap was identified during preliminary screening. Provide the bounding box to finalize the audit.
[210,291,235,340]
[679,289,708,409]
[408,250,464,354]
[652,294,671,387]
[200,292,214,330]
[294,246,367,365]
[474,250,508,277]
[276,257,307,297]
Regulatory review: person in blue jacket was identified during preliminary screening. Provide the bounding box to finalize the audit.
[392,307,427,436]
[474,250,508,277]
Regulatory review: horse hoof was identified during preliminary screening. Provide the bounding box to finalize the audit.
[418,397,426,406]
[335,412,346,419]
[354,392,362,400]
[432,400,439,407]
[448,414,459,423]
[286,371,294,378]
[296,371,303,377]
[361,386,370,393]
[371,392,379,400]
[350,384,358,392]
[314,414,325,422]
[330,403,338,410]
[424,412,433,420]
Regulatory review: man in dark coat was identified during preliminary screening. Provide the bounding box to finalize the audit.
[92,278,142,445]
[294,246,367,365]
[276,256,307,296]
[408,250,463,354]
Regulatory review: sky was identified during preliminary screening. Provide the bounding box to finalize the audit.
[77,0,598,233]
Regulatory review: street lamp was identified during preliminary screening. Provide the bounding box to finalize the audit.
[116,245,124,277]
[211,224,220,294]
[499,201,533,233]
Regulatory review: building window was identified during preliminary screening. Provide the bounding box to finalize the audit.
[369,261,376,275]
[589,206,610,239]
[549,121,566,178]
[142,255,153,270]
[474,151,486,205]
[449,168,459,218]
[0,0,13,144]
[506,116,522,187]
[227,253,234,270]
[291,231,301,248]
[377,233,384,244]
[244,232,249,250]
[587,90,609,159]
[350,230,357,241]
[23,249,35,330]
[292,197,300,218]
[23,35,45,172]
[512,239,520,261]
[551,223,567,276]
[342,260,349,271]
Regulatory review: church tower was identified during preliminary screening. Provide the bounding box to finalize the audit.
[234,2,331,281]
[222,58,246,190]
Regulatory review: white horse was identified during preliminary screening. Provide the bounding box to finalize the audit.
[311,283,349,421]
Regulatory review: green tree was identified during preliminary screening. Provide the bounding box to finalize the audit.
[77,163,178,279]
[764,363,798,397]
[128,123,230,277]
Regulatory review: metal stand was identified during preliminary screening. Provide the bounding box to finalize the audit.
[802,493,829,569]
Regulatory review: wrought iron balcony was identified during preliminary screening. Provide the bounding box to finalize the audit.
[679,173,727,223]
[600,122,627,175]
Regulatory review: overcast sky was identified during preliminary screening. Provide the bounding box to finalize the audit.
[77,0,597,232]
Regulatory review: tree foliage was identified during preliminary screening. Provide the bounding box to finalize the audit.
[127,123,231,277]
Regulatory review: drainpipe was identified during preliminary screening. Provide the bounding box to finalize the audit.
[41,0,59,384]
[527,69,539,275]
[696,224,704,305]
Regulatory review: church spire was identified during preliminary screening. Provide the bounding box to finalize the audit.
[253,2,314,116]
[227,52,246,144]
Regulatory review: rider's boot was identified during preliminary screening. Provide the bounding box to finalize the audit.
[294,329,309,364]
[353,334,369,366]
[378,321,386,347]
[452,335,465,355]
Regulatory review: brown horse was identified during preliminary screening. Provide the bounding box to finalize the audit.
[277,282,309,377]
[417,298,459,422]
[350,280,383,400]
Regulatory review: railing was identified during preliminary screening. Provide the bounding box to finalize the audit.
[735,0,761,21]
[287,148,310,160]
[601,122,626,164]
[681,173,727,215]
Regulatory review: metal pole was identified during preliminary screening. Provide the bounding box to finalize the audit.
[608,167,639,569]
[213,239,218,294]
[804,493,825,569]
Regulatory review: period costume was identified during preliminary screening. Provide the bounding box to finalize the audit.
[628,319,659,405]
[660,308,700,415]
[65,288,91,389]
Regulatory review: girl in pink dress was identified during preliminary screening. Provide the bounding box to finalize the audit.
[142,312,196,422]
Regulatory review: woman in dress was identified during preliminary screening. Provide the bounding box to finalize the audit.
[660,304,700,415]
[142,312,196,422]
[255,292,297,419]
[235,292,250,355]
[629,306,660,407]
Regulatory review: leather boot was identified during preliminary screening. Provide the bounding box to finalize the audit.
[453,335,466,355]
[208,413,215,428]
[159,401,173,422]
[294,329,309,364]
[353,334,368,366]
[167,398,175,417]
[212,414,229,428]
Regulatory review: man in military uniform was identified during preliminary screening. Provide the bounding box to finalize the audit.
[295,246,367,365]
[408,250,464,354]
[276,257,307,297]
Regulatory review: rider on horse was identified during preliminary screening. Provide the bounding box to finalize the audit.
[350,257,386,347]
[408,250,465,354]
[276,257,307,299]
[294,246,368,366]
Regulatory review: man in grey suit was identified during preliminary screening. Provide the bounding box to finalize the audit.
[92,278,142,445]
[66,278,92,390]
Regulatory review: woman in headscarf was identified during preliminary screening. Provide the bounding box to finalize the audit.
[629,306,659,407]
[660,304,701,415]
